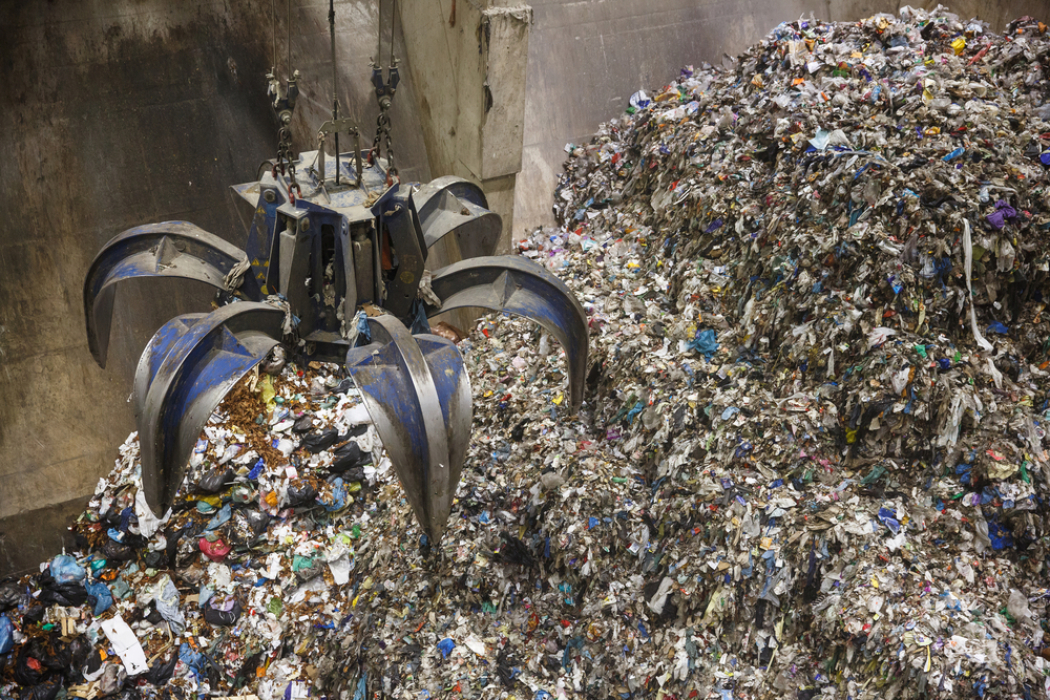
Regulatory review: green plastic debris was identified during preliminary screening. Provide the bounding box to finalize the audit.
[861,465,886,485]
[292,555,316,572]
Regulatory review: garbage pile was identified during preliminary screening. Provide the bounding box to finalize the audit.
[7,5,1050,700]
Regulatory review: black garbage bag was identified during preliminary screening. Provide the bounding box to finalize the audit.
[144,653,178,685]
[285,483,318,508]
[21,602,45,625]
[82,647,104,679]
[102,506,124,528]
[0,581,23,611]
[14,637,49,685]
[301,428,339,454]
[99,539,136,562]
[344,424,369,440]
[203,598,242,627]
[237,650,264,682]
[163,526,186,570]
[107,689,142,700]
[329,441,371,475]
[144,602,164,625]
[244,509,271,539]
[331,465,366,484]
[494,532,536,567]
[292,414,315,433]
[228,509,270,548]
[39,634,73,675]
[143,550,164,569]
[496,647,521,689]
[197,467,234,493]
[37,573,88,607]
[66,635,91,682]
[19,678,61,700]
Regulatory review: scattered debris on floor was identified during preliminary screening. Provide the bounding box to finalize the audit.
[7,6,1050,699]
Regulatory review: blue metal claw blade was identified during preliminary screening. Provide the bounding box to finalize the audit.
[84,221,255,369]
[425,255,589,411]
[412,176,502,259]
[345,316,471,542]
[134,302,286,513]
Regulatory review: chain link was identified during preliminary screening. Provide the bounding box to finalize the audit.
[274,124,300,200]
[371,106,397,184]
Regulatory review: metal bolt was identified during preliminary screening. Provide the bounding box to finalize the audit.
[263,189,277,203]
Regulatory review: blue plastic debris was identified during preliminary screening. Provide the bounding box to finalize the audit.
[84,579,113,616]
[205,503,232,531]
[179,642,205,678]
[986,321,1009,334]
[877,507,901,534]
[352,674,368,700]
[988,519,1015,550]
[686,328,719,360]
[49,554,85,584]
[0,615,13,655]
[437,637,455,658]
[249,457,266,480]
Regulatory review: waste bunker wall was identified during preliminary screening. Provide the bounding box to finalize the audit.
[512,0,1050,235]
[0,0,1043,576]
[0,0,431,576]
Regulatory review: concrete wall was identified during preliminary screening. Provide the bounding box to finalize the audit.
[512,0,1050,237]
[400,0,533,253]
[0,0,429,575]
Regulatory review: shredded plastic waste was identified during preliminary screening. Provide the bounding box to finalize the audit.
[7,7,1050,700]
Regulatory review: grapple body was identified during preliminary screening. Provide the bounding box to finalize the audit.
[84,152,588,542]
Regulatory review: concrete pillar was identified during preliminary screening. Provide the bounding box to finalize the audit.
[400,0,532,255]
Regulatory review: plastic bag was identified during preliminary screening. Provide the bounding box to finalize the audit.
[292,555,324,582]
[37,574,88,607]
[13,637,48,685]
[19,678,61,700]
[203,596,242,626]
[0,614,14,655]
[229,509,270,547]
[301,428,339,453]
[99,539,135,562]
[292,414,315,433]
[84,579,113,616]
[285,483,318,508]
[329,441,371,474]
[99,662,126,694]
[0,581,23,611]
[199,536,231,562]
[48,554,85,584]
[197,467,234,493]
[152,576,186,634]
[144,652,178,684]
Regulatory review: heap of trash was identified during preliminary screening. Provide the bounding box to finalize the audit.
[7,5,1050,699]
